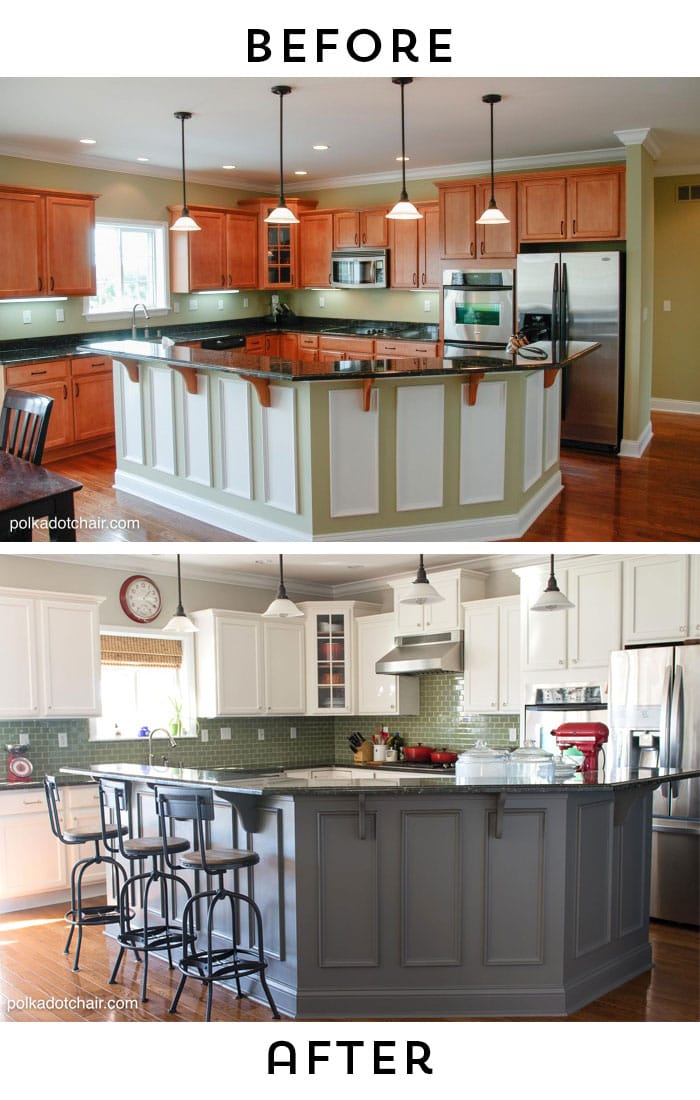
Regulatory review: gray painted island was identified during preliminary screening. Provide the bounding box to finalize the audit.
[62,761,697,1020]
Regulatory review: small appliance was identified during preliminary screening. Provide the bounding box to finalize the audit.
[331,250,388,289]
[442,268,515,349]
[552,721,609,776]
[6,743,34,783]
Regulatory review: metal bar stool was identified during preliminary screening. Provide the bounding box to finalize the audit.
[157,785,280,1022]
[98,777,195,1003]
[43,775,126,972]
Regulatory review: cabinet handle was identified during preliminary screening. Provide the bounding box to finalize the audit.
[22,799,42,806]
[74,382,80,397]
[572,219,577,236]
[559,659,565,665]
[355,233,359,245]
[421,272,426,285]
[221,275,226,286]
[571,658,578,664]
[90,361,106,369]
[362,233,367,244]
[30,369,48,376]
[470,242,474,256]
[480,241,485,255]
[560,220,565,236]
[680,626,687,634]
[50,276,55,291]
[412,272,417,286]
[38,276,43,291]
[63,384,68,400]
[328,273,332,284]
[502,702,507,708]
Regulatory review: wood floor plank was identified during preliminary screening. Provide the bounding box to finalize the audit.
[1,901,697,1022]
[30,411,699,543]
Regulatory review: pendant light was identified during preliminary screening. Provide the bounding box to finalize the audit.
[262,554,304,617]
[475,94,510,226]
[399,554,444,605]
[265,86,299,225]
[531,555,575,612]
[164,554,199,632]
[386,77,422,221]
[170,111,201,233]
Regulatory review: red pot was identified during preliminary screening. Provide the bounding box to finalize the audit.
[430,749,458,765]
[403,743,435,764]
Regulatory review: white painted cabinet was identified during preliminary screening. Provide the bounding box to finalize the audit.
[356,613,420,716]
[463,597,520,713]
[0,588,103,719]
[391,568,486,634]
[0,787,66,906]
[623,556,691,644]
[63,784,105,884]
[518,558,622,674]
[193,609,305,717]
[690,555,700,640]
[299,601,378,715]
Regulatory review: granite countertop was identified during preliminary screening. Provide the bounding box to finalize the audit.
[60,761,700,796]
[78,338,598,380]
[0,317,440,366]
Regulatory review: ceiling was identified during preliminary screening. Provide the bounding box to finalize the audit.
[1,78,699,191]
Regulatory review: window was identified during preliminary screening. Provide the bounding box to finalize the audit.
[91,629,196,741]
[84,217,169,320]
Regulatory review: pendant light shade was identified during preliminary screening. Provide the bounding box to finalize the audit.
[265,86,300,226]
[386,78,422,221]
[170,112,201,233]
[475,94,510,226]
[262,555,304,618]
[164,555,199,632]
[399,554,445,606]
[531,555,575,612]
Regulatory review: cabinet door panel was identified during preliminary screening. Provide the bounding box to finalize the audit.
[188,210,226,290]
[0,595,39,717]
[623,556,690,644]
[39,599,102,716]
[263,620,305,714]
[22,377,75,451]
[569,173,622,240]
[518,177,567,242]
[216,617,264,714]
[360,209,389,248]
[0,813,66,900]
[521,567,569,670]
[299,212,333,288]
[45,195,96,295]
[464,605,500,712]
[0,191,45,297]
[476,182,518,258]
[226,212,258,289]
[567,560,622,669]
[419,204,441,287]
[441,185,476,259]
[388,218,419,288]
[333,211,360,249]
[72,372,115,442]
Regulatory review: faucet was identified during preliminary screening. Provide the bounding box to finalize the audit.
[131,302,151,339]
[148,727,176,766]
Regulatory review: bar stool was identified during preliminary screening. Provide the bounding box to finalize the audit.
[44,775,126,972]
[157,785,280,1022]
[98,777,195,1003]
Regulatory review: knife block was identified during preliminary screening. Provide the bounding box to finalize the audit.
[353,743,373,763]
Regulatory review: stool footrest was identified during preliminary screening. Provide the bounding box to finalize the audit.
[65,903,121,927]
[119,925,195,954]
[178,947,267,984]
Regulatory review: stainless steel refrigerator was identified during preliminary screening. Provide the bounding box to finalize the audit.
[608,644,700,925]
[516,250,624,452]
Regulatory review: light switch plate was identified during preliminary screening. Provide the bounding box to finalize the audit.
[200,728,209,743]
[290,726,297,740]
[57,732,68,748]
[19,733,30,746]
[257,728,265,741]
[220,727,231,741]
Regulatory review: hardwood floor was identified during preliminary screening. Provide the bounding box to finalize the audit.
[0,901,697,1022]
[31,411,699,543]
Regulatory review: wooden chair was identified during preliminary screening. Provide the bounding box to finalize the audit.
[0,388,54,464]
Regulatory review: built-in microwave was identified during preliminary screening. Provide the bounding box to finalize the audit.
[331,250,388,289]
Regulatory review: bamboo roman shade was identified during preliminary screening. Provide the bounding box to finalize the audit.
[100,634,183,669]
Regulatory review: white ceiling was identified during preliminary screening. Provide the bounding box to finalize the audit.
[1,78,699,191]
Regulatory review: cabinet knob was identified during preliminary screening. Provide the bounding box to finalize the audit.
[491,702,496,708]
[559,659,565,666]
[680,626,687,633]
[502,702,507,708]
[571,658,578,664]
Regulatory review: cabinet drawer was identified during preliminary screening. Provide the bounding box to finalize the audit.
[245,335,266,353]
[298,334,319,349]
[374,340,437,357]
[71,355,112,377]
[64,783,100,809]
[318,336,375,355]
[0,788,47,816]
[5,359,69,386]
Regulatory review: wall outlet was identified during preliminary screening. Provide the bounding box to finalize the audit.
[509,727,518,743]
[663,300,672,312]
[188,298,198,311]
[55,307,65,322]
[200,728,209,743]
[319,296,326,308]
[57,732,68,748]
[290,726,297,740]
[19,733,30,746]
[423,299,432,312]
[243,297,249,308]
[22,309,32,324]
[217,299,224,310]
[257,728,265,741]
[173,301,180,314]
[220,727,231,741]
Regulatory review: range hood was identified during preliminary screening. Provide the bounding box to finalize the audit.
[376,630,464,675]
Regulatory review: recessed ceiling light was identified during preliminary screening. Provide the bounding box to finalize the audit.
[312,144,329,151]
[79,138,97,145]
[136,157,150,163]
[294,170,308,176]
[222,164,237,170]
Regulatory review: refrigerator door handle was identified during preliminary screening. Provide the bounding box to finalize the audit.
[560,261,569,352]
[551,264,559,352]
[659,665,673,796]
[669,666,684,799]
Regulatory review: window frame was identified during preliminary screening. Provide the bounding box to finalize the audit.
[89,624,197,742]
[83,216,171,323]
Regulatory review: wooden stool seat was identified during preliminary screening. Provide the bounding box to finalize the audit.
[179,847,260,871]
[122,834,189,857]
[61,822,123,844]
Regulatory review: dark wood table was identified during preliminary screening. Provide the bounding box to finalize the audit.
[0,452,82,541]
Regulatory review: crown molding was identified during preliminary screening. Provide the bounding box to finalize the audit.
[614,128,663,160]
[653,162,700,178]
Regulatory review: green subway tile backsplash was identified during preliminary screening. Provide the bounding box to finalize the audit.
[0,674,519,780]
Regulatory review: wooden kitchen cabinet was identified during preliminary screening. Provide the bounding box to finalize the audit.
[237,197,317,289]
[333,208,389,249]
[169,205,259,292]
[4,355,115,458]
[518,168,625,243]
[356,613,420,716]
[192,609,305,717]
[463,596,521,714]
[475,182,518,258]
[0,588,103,720]
[299,211,333,287]
[517,176,568,242]
[373,339,438,358]
[439,182,517,261]
[0,185,97,299]
[317,335,375,360]
[622,555,691,644]
[279,332,299,359]
[568,170,624,239]
[388,202,440,289]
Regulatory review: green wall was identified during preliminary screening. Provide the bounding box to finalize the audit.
[653,174,700,405]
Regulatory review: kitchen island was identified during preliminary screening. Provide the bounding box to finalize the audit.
[84,338,598,541]
[62,761,696,1019]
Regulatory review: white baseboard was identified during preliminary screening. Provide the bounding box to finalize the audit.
[620,421,653,458]
[651,397,700,416]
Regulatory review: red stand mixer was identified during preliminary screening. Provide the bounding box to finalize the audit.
[553,722,609,777]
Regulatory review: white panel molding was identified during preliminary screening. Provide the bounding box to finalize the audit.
[181,372,212,487]
[218,376,253,499]
[396,385,445,512]
[328,389,379,518]
[522,373,544,491]
[148,366,176,475]
[261,386,299,514]
[544,373,561,471]
[115,360,145,465]
[459,381,507,505]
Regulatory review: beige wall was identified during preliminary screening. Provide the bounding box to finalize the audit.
[653,174,700,405]
[622,144,656,445]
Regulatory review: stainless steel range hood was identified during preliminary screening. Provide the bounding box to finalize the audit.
[376,630,464,675]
